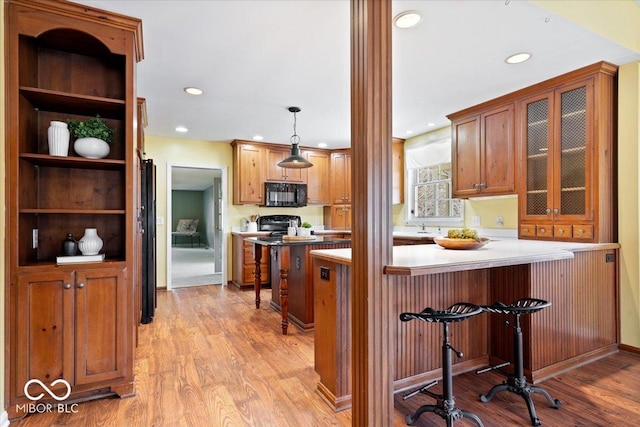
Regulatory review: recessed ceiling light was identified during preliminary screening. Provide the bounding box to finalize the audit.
[394,11,422,29]
[406,130,414,135]
[505,52,532,64]
[252,135,264,141]
[317,142,328,148]
[175,126,188,133]
[184,87,203,95]
[427,122,436,127]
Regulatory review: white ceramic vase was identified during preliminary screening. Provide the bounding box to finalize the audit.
[74,137,110,159]
[78,228,103,256]
[47,121,70,157]
[298,227,311,237]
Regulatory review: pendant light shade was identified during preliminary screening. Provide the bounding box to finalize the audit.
[278,106,313,169]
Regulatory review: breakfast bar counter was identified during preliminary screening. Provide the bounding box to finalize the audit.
[310,239,620,411]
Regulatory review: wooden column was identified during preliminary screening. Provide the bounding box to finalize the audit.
[350,0,394,425]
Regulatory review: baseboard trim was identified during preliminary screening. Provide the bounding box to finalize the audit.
[1,410,10,427]
[619,343,640,354]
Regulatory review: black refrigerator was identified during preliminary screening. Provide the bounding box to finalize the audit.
[140,158,157,324]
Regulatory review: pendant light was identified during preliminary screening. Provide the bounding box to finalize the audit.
[278,106,313,169]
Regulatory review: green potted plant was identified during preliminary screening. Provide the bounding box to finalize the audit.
[299,221,313,237]
[67,114,115,159]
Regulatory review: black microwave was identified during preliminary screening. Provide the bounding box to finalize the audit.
[263,182,307,207]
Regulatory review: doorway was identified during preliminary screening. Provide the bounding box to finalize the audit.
[167,163,227,290]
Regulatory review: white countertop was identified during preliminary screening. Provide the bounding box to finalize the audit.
[310,239,619,276]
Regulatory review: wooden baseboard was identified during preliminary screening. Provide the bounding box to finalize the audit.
[531,343,619,383]
[619,343,640,354]
[316,382,352,412]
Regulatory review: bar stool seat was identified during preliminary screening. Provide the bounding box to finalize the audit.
[400,302,484,426]
[476,298,561,426]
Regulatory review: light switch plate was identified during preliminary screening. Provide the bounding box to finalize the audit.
[156,216,164,226]
[471,216,481,227]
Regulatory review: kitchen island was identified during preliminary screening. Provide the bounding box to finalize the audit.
[247,235,350,334]
[310,239,620,411]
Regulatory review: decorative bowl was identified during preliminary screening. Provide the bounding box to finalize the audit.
[433,237,490,250]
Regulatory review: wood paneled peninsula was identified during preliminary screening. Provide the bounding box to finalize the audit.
[246,235,351,335]
[310,240,619,411]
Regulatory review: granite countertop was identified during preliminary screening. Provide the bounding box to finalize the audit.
[310,239,620,276]
[245,235,351,246]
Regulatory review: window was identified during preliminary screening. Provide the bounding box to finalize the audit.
[405,137,464,225]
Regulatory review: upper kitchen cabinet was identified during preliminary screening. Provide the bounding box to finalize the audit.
[449,102,516,198]
[331,151,352,204]
[519,62,617,242]
[232,140,265,205]
[304,149,331,205]
[392,138,405,204]
[4,0,143,419]
[265,146,305,183]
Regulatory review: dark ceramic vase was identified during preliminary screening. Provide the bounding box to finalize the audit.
[62,233,78,256]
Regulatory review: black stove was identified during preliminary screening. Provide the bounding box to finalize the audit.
[257,215,301,236]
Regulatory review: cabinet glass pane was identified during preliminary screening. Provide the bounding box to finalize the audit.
[560,86,587,215]
[526,98,549,215]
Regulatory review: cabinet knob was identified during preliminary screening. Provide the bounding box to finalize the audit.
[77,282,85,289]
[64,283,71,289]
[546,208,551,214]
[473,183,479,189]
[578,229,584,234]
[553,208,559,214]
[524,228,530,233]
[479,183,486,188]
[540,228,546,233]
[558,229,564,234]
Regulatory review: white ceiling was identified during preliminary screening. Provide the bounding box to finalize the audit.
[74,0,639,150]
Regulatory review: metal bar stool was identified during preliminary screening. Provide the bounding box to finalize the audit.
[476,298,562,426]
[400,302,484,427]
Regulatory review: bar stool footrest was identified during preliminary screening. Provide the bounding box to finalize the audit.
[402,380,438,401]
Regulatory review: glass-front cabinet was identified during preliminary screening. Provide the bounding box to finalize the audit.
[519,62,616,242]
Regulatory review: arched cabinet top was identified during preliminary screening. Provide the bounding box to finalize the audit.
[8,0,144,62]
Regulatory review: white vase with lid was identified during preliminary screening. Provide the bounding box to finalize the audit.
[78,228,103,256]
[47,121,70,157]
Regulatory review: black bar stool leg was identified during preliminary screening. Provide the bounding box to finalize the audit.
[405,321,483,427]
[478,301,562,426]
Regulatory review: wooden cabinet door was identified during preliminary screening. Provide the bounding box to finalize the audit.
[392,139,404,204]
[331,152,351,204]
[552,79,594,222]
[75,268,127,385]
[331,205,352,230]
[266,148,304,182]
[235,143,264,204]
[520,91,554,220]
[305,150,330,205]
[452,116,481,197]
[16,271,75,398]
[481,104,515,194]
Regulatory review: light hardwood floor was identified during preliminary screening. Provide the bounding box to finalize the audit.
[13,285,640,426]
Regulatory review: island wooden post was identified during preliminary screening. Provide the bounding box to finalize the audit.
[253,241,291,335]
[278,246,291,335]
[253,242,262,309]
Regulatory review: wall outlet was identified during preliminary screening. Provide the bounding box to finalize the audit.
[496,216,504,227]
[471,216,481,227]
[32,229,38,249]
